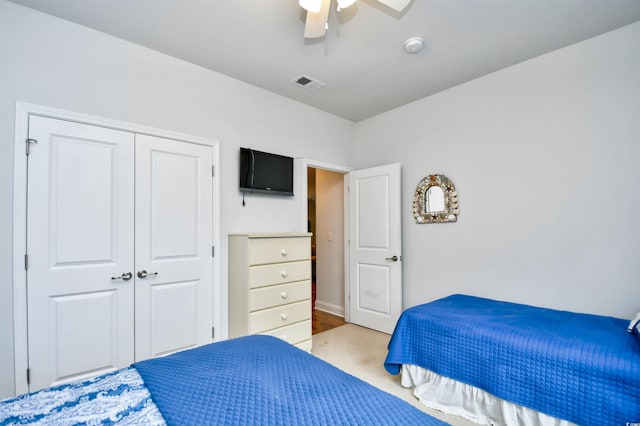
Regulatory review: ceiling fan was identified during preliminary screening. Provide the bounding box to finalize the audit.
[299,0,412,38]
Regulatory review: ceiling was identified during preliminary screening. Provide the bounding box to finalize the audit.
[8,0,640,122]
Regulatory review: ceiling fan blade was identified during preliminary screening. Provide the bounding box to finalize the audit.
[304,0,331,38]
[376,0,411,12]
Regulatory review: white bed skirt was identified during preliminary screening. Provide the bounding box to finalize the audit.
[401,364,575,426]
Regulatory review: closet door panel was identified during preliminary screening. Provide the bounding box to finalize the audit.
[26,116,135,392]
[148,280,198,355]
[134,134,213,360]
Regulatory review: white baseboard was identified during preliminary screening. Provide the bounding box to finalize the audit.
[314,300,345,317]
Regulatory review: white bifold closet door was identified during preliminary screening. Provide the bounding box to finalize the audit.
[26,116,212,392]
[134,134,212,361]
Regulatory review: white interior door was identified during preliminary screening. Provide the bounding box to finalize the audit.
[348,163,402,334]
[134,134,213,360]
[26,116,135,391]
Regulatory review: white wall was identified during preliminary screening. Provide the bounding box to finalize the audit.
[0,0,354,398]
[315,169,345,316]
[355,22,640,320]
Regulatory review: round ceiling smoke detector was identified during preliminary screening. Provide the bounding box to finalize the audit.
[403,37,424,54]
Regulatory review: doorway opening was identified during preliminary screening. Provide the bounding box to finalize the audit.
[307,167,346,334]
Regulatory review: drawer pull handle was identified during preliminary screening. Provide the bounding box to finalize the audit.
[281,271,288,278]
[281,291,288,299]
[281,313,288,320]
[280,249,287,256]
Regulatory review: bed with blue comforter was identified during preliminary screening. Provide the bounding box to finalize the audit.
[384,294,640,426]
[1,335,445,425]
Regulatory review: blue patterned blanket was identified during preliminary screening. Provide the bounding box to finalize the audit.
[134,334,445,425]
[384,294,640,426]
[0,368,164,425]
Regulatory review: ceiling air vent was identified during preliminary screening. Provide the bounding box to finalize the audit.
[291,74,325,91]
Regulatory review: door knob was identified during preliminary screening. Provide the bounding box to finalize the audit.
[137,270,158,278]
[385,255,399,262]
[111,272,133,281]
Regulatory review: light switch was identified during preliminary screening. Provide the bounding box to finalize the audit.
[327,231,333,241]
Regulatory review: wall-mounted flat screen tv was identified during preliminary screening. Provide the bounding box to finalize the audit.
[239,148,294,196]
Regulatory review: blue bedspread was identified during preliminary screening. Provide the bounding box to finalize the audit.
[384,294,640,426]
[134,334,445,425]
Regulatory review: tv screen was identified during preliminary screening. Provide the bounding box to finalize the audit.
[239,148,294,196]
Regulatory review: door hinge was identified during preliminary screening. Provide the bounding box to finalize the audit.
[25,138,37,156]
[212,166,215,177]
[212,327,215,339]
[212,246,215,257]
[24,254,29,270]
[26,368,30,385]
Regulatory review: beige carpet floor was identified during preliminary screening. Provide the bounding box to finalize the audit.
[311,323,475,426]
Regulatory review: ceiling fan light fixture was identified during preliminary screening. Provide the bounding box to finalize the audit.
[299,0,323,13]
[301,0,411,39]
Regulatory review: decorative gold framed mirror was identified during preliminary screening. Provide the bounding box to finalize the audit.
[413,174,459,223]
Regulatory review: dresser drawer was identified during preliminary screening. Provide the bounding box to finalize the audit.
[260,320,312,345]
[249,300,311,334]
[248,237,310,265]
[249,281,310,311]
[249,260,310,289]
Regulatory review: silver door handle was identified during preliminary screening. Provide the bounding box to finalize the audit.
[137,270,158,278]
[111,272,133,281]
[385,255,399,262]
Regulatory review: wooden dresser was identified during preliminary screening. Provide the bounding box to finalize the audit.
[228,233,312,351]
